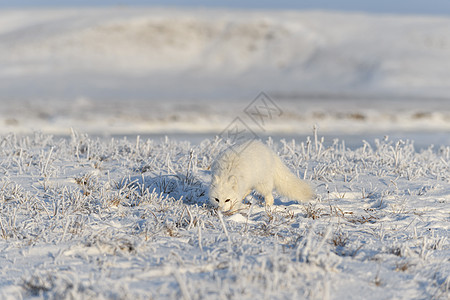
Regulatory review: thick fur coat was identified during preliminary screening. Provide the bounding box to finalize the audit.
[209,140,313,212]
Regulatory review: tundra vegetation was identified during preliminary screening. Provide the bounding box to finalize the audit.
[0,132,448,299]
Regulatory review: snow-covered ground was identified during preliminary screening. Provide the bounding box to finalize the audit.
[1,96,449,150]
[0,7,449,299]
[0,133,448,299]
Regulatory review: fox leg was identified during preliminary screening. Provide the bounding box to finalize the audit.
[255,184,274,206]
[242,189,252,199]
[240,189,253,205]
[264,193,274,206]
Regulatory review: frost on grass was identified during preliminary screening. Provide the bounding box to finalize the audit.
[0,132,449,299]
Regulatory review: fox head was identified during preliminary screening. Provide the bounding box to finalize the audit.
[209,174,239,212]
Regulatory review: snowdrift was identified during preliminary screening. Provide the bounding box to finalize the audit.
[2,8,450,97]
[0,8,449,137]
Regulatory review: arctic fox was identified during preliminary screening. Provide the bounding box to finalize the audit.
[210,140,313,212]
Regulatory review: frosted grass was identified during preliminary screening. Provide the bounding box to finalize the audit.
[0,132,448,299]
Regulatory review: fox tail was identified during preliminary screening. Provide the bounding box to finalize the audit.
[273,156,313,201]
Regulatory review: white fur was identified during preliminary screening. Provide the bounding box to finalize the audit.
[209,140,313,212]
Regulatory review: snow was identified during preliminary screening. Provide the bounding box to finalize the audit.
[0,7,449,299]
[2,8,450,96]
[0,8,450,138]
[0,133,448,299]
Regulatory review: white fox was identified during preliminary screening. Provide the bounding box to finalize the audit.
[209,140,313,212]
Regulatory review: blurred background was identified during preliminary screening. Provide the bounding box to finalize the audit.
[0,1,449,148]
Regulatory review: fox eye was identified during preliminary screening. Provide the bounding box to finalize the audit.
[215,198,219,202]
[225,199,231,203]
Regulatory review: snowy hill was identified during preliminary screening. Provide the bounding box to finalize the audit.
[2,8,450,98]
[0,8,450,137]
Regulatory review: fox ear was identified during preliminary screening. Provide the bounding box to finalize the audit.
[212,175,219,183]
[228,175,237,188]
